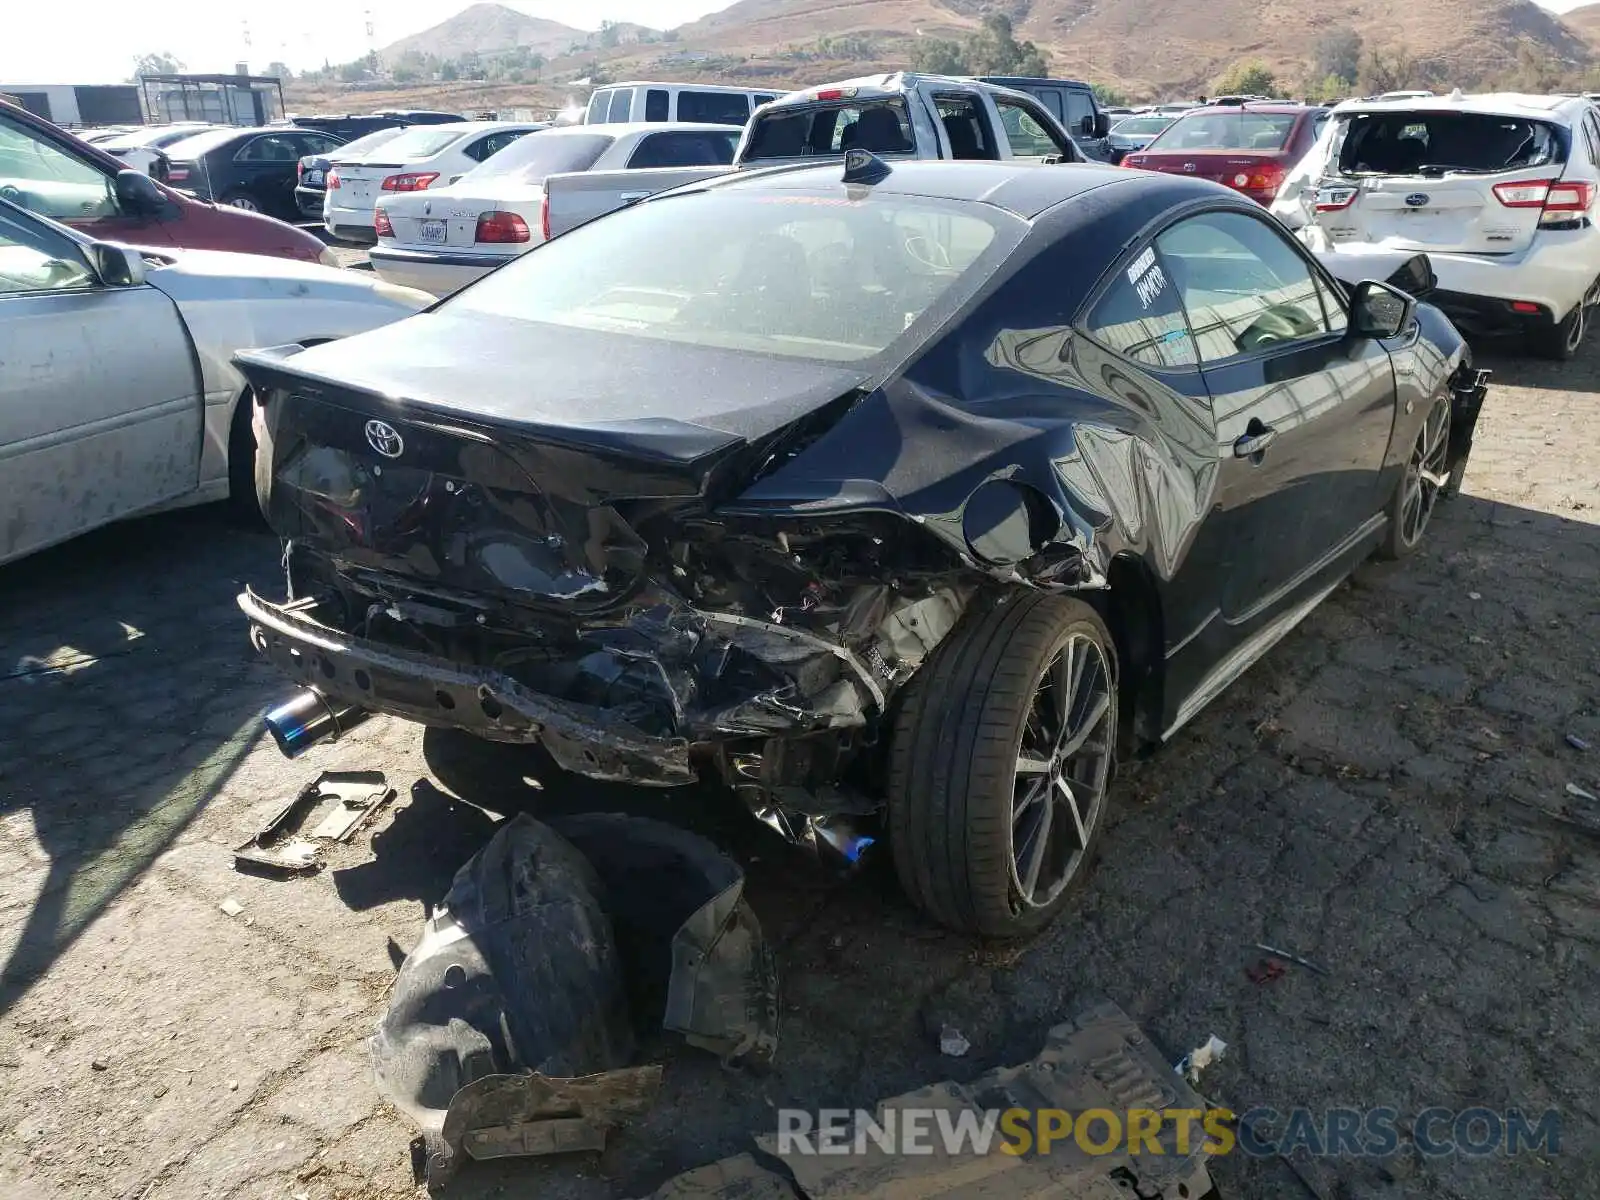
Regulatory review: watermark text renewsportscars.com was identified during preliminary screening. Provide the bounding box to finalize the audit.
[776,1106,1562,1159]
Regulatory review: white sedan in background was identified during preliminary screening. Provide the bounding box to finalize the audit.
[0,197,431,566]
[323,120,546,243]
[369,122,741,296]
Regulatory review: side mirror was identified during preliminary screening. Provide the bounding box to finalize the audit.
[149,151,172,184]
[114,169,170,218]
[1092,112,1111,138]
[1350,279,1415,339]
[86,242,148,287]
[1080,114,1096,136]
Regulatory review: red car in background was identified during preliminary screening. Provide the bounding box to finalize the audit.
[0,99,335,264]
[1122,103,1330,207]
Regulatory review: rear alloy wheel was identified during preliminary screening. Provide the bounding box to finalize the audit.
[222,191,262,213]
[1532,300,1585,361]
[888,593,1118,937]
[1379,393,1450,560]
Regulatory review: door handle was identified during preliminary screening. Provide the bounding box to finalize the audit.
[1233,426,1277,459]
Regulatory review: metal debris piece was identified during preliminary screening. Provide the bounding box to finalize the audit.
[758,1001,1215,1199]
[429,1067,663,1185]
[1468,591,1482,601]
[1255,941,1330,975]
[233,771,395,873]
[219,897,245,918]
[1568,734,1592,752]
[1567,782,1599,802]
[938,1026,970,1057]
[1176,1034,1228,1084]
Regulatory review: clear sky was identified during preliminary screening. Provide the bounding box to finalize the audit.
[0,0,741,85]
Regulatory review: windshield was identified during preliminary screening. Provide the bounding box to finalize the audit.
[466,132,614,184]
[446,189,1022,364]
[743,100,914,161]
[1146,111,1297,152]
[162,127,246,159]
[1112,117,1172,136]
[356,125,469,161]
[331,126,407,161]
[1335,112,1564,175]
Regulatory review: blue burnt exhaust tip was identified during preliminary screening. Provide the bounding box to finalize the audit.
[263,688,371,759]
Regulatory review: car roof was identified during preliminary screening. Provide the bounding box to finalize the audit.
[701,158,1198,220]
[553,121,744,136]
[1187,103,1322,116]
[975,75,1094,90]
[1332,92,1587,124]
[601,81,773,94]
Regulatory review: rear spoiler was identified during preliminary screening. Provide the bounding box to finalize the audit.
[1313,249,1436,298]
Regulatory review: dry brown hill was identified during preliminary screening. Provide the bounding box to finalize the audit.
[1561,1,1600,47]
[379,3,587,64]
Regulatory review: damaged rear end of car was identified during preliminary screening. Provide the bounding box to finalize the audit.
[235,175,1061,858]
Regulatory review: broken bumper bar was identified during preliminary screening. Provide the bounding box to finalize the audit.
[238,588,694,785]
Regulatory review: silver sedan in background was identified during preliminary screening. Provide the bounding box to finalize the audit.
[0,198,430,565]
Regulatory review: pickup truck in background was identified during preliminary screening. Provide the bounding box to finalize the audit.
[543,73,1089,240]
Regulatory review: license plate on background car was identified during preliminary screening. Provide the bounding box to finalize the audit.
[305,170,324,185]
[418,220,448,245]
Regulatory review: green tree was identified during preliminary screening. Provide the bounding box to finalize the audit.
[911,37,969,75]
[438,60,460,82]
[1312,27,1362,86]
[129,52,184,81]
[1092,83,1131,106]
[599,19,621,48]
[457,51,483,79]
[1214,60,1277,96]
[263,60,292,81]
[966,14,1050,76]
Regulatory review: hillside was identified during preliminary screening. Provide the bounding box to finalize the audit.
[1562,0,1600,47]
[378,3,586,64]
[292,0,1600,114]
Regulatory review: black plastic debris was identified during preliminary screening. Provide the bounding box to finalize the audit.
[373,813,779,1189]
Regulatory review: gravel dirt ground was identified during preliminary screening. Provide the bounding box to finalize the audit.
[0,343,1596,1200]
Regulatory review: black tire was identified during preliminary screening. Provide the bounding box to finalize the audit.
[226,391,264,526]
[1531,301,1585,361]
[887,592,1118,938]
[1378,392,1450,561]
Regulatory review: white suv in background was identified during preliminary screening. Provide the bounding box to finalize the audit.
[1273,92,1600,358]
[323,121,546,243]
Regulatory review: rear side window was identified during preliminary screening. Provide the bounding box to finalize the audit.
[626,130,739,169]
[587,89,615,123]
[1083,245,1198,370]
[1036,89,1064,121]
[936,96,998,160]
[1336,112,1564,175]
[645,89,670,122]
[744,100,914,160]
[607,90,634,123]
[677,91,752,125]
[235,135,300,162]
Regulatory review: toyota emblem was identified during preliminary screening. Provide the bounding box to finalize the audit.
[1404,192,1430,207]
[365,419,405,459]
[1183,162,1197,172]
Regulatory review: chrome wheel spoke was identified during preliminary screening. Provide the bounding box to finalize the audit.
[1058,690,1111,761]
[1016,755,1053,776]
[1056,774,1089,849]
[1018,794,1052,897]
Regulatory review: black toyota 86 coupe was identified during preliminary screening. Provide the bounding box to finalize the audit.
[236,154,1489,938]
